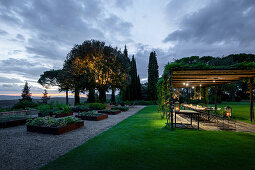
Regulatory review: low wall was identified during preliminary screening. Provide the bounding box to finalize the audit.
[0,109,39,116]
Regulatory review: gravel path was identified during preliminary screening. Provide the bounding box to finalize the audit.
[0,106,145,170]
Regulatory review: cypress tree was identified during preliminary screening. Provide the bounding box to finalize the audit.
[21,81,32,101]
[137,75,142,100]
[148,51,159,100]
[130,55,138,100]
[121,45,131,101]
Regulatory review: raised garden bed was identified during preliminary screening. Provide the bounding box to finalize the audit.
[54,112,73,118]
[98,110,121,115]
[26,116,83,135]
[76,111,108,121]
[76,114,108,121]
[27,121,84,135]
[111,106,129,111]
[0,117,28,128]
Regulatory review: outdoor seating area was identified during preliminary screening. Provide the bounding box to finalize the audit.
[158,68,255,131]
[176,103,236,130]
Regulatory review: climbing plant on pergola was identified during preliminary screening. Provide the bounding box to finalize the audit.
[158,61,255,128]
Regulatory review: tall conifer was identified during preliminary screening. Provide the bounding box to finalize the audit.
[148,51,159,100]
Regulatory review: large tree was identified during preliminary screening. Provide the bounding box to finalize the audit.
[148,51,159,100]
[38,69,72,105]
[63,40,126,103]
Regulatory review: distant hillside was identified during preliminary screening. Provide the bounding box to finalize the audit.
[0,94,111,108]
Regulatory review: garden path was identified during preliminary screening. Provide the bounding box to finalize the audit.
[0,106,145,170]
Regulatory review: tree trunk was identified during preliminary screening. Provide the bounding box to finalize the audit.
[111,88,116,105]
[74,87,80,105]
[65,89,69,105]
[98,88,106,103]
[87,88,95,103]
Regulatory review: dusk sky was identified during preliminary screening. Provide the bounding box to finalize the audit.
[0,0,255,96]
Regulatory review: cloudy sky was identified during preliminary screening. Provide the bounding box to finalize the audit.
[0,0,255,96]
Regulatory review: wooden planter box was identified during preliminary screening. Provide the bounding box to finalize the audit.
[27,121,84,135]
[0,118,28,128]
[76,114,108,121]
[98,110,121,115]
[54,112,73,118]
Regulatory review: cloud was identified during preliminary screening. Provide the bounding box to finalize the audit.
[164,0,255,57]
[0,58,50,79]
[134,43,171,81]
[0,29,8,35]
[0,77,22,83]
[114,0,133,10]
[16,34,25,40]
[0,0,133,61]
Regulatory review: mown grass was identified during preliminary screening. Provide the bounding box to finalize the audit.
[209,102,255,124]
[42,106,255,170]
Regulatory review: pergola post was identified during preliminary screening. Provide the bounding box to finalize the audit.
[202,87,207,107]
[215,86,218,113]
[169,71,174,129]
[250,78,254,123]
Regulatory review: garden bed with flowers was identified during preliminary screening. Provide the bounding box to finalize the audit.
[75,111,108,121]
[26,117,84,135]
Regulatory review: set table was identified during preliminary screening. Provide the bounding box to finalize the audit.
[174,110,200,129]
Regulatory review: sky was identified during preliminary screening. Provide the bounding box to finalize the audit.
[0,0,255,96]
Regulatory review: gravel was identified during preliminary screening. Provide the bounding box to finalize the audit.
[0,106,145,170]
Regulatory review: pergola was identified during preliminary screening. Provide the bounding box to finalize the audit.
[166,69,255,128]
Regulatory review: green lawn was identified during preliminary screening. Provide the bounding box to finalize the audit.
[208,102,255,124]
[42,106,255,170]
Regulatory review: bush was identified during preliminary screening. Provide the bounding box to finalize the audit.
[71,105,90,112]
[133,100,158,105]
[111,106,129,111]
[13,100,38,109]
[38,104,71,117]
[87,103,106,110]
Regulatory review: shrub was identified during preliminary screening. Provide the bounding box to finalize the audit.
[38,104,71,116]
[87,103,106,110]
[13,100,38,109]
[111,106,129,111]
[71,105,90,112]
[26,116,80,127]
[38,104,56,117]
[133,100,158,105]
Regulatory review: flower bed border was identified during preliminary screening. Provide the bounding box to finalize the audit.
[0,118,28,128]
[98,110,121,115]
[75,114,108,121]
[26,121,84,135]
[54,112,73,118]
